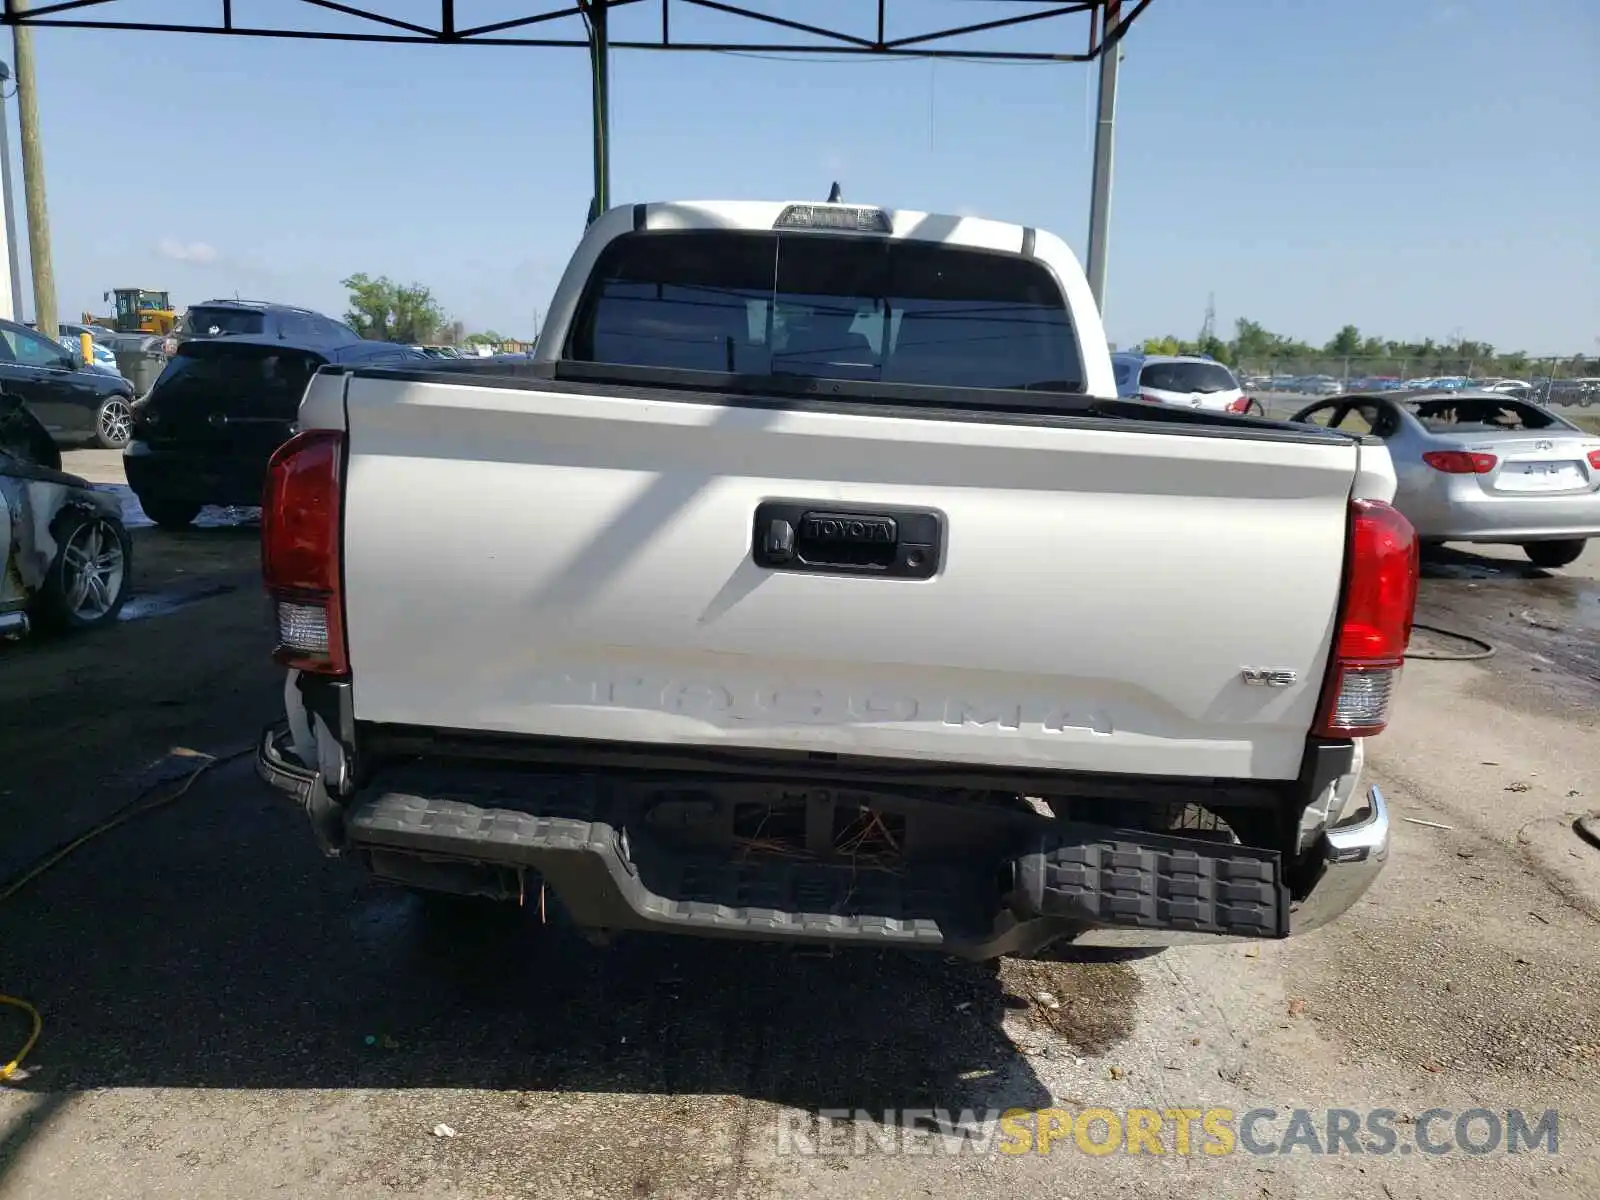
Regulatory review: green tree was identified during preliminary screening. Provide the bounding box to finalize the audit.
[341,273,449,343]
[1227,317,1316,365]
[466,330,506,346]
[1325,325,1362,357]
[1143,335,1183,355]
[1232,318,1276,360]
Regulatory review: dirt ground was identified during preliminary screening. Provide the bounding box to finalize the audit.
[1,450,1597,1199]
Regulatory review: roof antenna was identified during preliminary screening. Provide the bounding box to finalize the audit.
[826,181,842,203]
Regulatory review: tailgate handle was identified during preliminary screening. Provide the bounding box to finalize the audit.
[752,501,942,579]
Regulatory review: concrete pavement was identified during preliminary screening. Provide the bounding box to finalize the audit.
[0,459,1595,1199]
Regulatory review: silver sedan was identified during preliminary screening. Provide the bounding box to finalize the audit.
[1290,389,1600,568]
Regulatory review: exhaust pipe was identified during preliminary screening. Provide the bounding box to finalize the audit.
[0,611,30,638]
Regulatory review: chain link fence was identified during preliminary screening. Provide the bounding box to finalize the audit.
[1234,357,1598,407]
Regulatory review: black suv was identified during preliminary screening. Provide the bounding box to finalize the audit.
[124,334,425,529]
[170,300,364,352]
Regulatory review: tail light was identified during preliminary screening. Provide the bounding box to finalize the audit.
[1227,396,1251,413]
[1422,450,1496,474]
[1587,450,1600,469]
[262,429,347,676]
[1139,392,1163,403]
[1313,499,1418,738]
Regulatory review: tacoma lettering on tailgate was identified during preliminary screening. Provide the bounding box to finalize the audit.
[522,670,1115,735]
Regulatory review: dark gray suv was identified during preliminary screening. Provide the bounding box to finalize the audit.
[168,300,363,353]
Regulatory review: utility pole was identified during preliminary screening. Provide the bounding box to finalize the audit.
[0,60,21,322]
[12,4,56,336]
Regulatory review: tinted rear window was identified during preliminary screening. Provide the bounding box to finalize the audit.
[182,306,265,338]
[567,230,1083,392]
[1139,361,1238,394]
[151,345,324,408]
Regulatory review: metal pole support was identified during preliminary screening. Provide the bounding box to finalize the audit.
[0,64,22,323]
[1085,5,1121,318]
[585,0,611,225]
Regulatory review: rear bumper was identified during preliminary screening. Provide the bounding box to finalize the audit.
[123,440,266,508]
[1405,482,1600,542]
[1068,785,1389,946]
[256,724,1390,957]
[1433,528,1598,545]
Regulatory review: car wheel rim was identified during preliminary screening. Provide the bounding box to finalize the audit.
[61,518,126,620]
[100,398,132,444]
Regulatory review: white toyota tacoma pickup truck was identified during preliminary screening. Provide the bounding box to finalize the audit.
[256,198,1418,959]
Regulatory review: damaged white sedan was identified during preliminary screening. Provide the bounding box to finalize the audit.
[1,390,132,637]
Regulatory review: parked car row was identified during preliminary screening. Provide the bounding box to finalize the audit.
[1239,373,1597,408]
[1240,374,1343,396]
[2,297,429,645]
[1535,377,1599,406]
[3,300,426,459]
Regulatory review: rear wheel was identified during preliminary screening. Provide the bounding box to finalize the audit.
[32,509,132,631]
[136,495,201,530]
[94,395,134,449]
[1523,539,1587,569]
[1244,399,1265,417]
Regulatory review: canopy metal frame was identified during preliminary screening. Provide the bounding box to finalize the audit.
[1,0,1147,305]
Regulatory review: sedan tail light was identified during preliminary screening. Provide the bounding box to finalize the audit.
[1314,500,1419,738]
[1227,396,1251,413]
[1587,450,1600,469]
[1139,392,1163,403]
[1422,450,1497,474]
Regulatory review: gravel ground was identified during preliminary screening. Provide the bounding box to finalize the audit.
[0,452,1596,1198]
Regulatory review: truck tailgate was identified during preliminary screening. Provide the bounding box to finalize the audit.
[340,377,1360,780]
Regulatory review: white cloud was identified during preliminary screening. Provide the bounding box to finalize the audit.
[157,237,219,264]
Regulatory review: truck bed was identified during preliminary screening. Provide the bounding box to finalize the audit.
[333,366,1362,782]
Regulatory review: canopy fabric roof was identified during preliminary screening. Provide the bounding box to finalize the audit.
[0,1,1148,62]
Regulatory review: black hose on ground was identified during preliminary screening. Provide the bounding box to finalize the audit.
[1574,815,1600,854]
[1406,622,1496,662]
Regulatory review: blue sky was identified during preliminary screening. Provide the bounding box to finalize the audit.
[9,0,1597,353]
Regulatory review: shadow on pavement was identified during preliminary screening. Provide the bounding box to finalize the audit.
[0,759,1083,1117]
[1420,543,1550,582]
[0,1091,72,1193]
